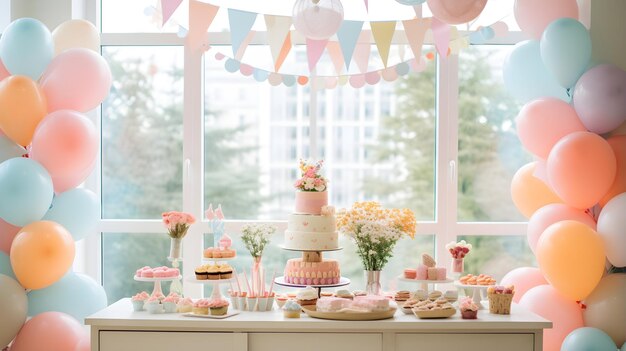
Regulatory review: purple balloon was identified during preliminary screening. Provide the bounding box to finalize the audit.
[573,64,626,134]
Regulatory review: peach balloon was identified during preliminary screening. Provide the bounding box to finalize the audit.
[527,203,596,254]
[500,267,548,303]
[10,221,75,290]
[30,110,97,180]
[599,135,626,207]
[547,132,616,209]
[40,48,112,113]
[0,75,47,146]
[537,220,605,301]
[427,0,488,25]
[519,285,583,351]
[10,312,84,351]
[0,219,20,254]
[516,98,587,159]
[514,0,579,39]
[51,19,100,56]
[511,162,563,218]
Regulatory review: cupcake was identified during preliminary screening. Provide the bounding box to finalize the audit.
[192,299,210,315]
[152,292,166,301]
[207,265,221,280]
[203,247,215,258]
[283,300,302,318]
[177,297,194,313]
[131,291,149,311]
[195,265,208,280]
[276,295,289,309]
[460,297,478,319]
[335,289,354,300]
[209,299,230,316]
[296,286,318,306]
[219,264,233,279]
[145,296,162,314]
[162,296,178,313]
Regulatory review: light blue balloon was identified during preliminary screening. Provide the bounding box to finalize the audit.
[396,62,410,76]
[253,69,269,82]
[480,26,495,40]
[541,18,591,89]
[0,158,53,226]
[0,18,53,80]
[28,272,107,323]
[395,0,426,5]
[561,327,617,351]
[282,75,296,86]
[503,40,569,104]
[0,252,16,279]
[0,134,26,164]
[224,58,240,73]
[43,189,98,241]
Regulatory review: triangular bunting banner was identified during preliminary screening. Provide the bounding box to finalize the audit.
[235,30,256,60]
[336,20,364,70]
[186,0,219,51]
[306,38,328,72]
[371,21,396,68]
[364,0,369,12]
[431,17,450,57]
[228,9,257,57]
[354,31,371,73]
[161,0,183,26]
[264,15,293,71]
[403,17,431,60]
[326,41,345,74]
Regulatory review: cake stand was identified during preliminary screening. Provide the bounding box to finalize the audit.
[186,277,235,299]
[133,275,182,297]
[454,282,492,310]
[397,277,454,292]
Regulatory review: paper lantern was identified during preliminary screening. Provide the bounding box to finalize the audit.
[293,0,344,40]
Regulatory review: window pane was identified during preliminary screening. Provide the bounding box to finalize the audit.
[457,235,535,281]
[102,233,179,304]
[457,45,530,222]
[102,46,184,219]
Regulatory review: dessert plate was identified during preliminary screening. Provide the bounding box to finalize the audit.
[412,308,456,319]
[302,305,396,321]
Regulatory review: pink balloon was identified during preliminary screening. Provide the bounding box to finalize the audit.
[74,330,90,351]
[547,132,617,209]
[0,219,20,254]
[427,0,488,25]
[501,267,548,303]
[52,158,96,194]
[40,48,112,112]
[30,110,97,184]
[527,203,597,254]
[516,98,587,159]
[0,60,9,81]
[11,312,84,351]
[519,285,584,351]
[514,0,579,39]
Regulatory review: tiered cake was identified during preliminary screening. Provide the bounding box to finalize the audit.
[282,160,341,286]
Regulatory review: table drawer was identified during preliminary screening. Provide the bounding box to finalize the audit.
[249,333,382,351]
[100,331,243,351]
[396,333,534,351]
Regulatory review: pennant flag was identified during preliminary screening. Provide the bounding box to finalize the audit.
[354,31,371,73]
[431,17,450,57]
[228,9,257,58]
[403,17,431,60]
[336,20,364,70]
[306,38,328,71]
[186,0,219,51]
[235,30,256,60]
[161,0,183,26]
[364,0,369,12]
[326,41,345,74]
[264,15,292,71]
[371,21,396,67]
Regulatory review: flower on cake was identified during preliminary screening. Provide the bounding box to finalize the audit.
[295,159,328,192]
[241,223,276,258]
[162,211,195,239]
[337,202,416,271]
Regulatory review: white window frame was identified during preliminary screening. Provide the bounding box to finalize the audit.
[83,0,591,298]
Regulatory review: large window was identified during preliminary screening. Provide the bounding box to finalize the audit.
[93,0,538,301]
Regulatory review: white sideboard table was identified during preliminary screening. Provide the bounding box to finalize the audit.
[86,299,551,351]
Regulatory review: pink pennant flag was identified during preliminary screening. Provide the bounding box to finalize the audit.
[354,32,371,73]
[186,0,219,52]
[403,17,431,60]
[431,17,450,58]
[364,0,369,12]
[326,41,344,74]
[306,38,328,71]
[161,0,183,26]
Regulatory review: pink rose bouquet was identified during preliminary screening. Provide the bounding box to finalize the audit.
[294,159,328,192]
[162,211,196,239]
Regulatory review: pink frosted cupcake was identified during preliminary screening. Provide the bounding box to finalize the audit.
[177,297,194,313]
[163,296,179,313]
[460,297,478,319]
[208,299,230,316]
[145,296,162,314]
[131,291,149,311]
[141,269,154,278]
[193,299,210,315]
[154,269,167,278]
[152,292,166,301]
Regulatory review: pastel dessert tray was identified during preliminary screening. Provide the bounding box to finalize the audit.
[302,305,397,321]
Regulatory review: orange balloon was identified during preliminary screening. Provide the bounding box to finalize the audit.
[599,135,626,207]
[0,76,47,146]
[10,221,74,290]
[547,132,617,210]
[537,220,605,301]
[511,162,563,218]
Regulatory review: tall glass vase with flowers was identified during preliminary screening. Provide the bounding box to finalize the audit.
[337,202,416,295]
[162,211,195,295]
[241,224,276,296]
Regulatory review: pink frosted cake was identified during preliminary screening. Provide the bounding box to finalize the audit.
[351,295,391,312]
[284,258,340,285]
[295,191,328,215]
[316,297,351,312]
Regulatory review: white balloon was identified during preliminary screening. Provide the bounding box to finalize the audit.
[597,192,626,267]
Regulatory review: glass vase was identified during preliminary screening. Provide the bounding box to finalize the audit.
[169,237,182,260]
[452,257,464,274]
[364,270,382,295]
[251,256,263,296]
